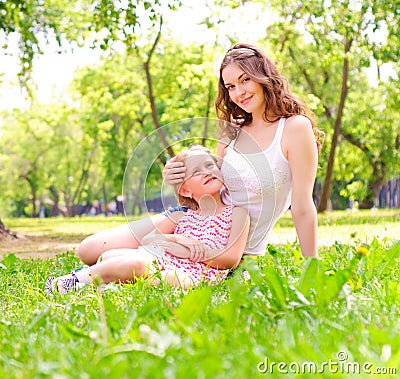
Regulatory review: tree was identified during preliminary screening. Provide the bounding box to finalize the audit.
[1,108,51,217]
[0,0,93,87]
[71,53,153,213]
[0,0,184,226]
[267,0,399,210]
[0,102,95,217]
[340,79,399,208]
[89,0,182,158]
[70,41,218,215]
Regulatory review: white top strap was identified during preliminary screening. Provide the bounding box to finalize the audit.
[274,118,286,143]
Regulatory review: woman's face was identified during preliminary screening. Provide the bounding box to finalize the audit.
[222,63,266,117]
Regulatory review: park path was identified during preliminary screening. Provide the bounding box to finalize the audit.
[0,235,79,259]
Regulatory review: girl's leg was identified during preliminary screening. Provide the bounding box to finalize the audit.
[97,249,136,263]
[88,249,158,284]
[160,269,196,290]
[46,249,159,294]
[77,213,168,265]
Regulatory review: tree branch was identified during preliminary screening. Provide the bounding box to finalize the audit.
[146,16,163,65]
[287,45,332,121]
[143,17,174,160]
[341,131,370,155]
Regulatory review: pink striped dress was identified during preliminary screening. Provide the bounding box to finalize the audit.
[156,205,234,285]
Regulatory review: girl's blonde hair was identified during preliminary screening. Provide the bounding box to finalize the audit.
[215,43,324,153]
[172,145,217,210]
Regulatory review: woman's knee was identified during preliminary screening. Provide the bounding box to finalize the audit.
[77,235,104,265]
[77,215,166,265]
[77,237,90,262]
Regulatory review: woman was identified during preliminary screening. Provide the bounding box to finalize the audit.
[77,43,322,265]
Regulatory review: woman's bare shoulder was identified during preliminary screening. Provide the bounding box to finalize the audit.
[284,115,314,141]
[282,115,316,157]
[285,115,312,130]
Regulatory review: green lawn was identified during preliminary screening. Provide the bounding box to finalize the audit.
[0,210,399,378]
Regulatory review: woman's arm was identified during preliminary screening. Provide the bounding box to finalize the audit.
[178,207,250,269]
[284,115,319,258]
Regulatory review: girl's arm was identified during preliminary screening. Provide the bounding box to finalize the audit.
[284,115,319,258]
[178,207,250,269]
[140,212,191,258]
[141,212,211,259]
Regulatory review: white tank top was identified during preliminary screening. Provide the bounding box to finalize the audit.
[221,118,292,255]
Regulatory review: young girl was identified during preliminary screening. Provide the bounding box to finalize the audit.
[45,145,250,293]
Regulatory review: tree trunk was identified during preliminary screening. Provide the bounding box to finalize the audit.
[360,172,385,209]
[0,219,25,239]
[102,184,108,214]
[201,80,213,146]
[131,176,145,215]
[143,17,174,160]
[49,186,60,217]
[341,131,387,209]
[20,174,37,218]
[317,39,353,212]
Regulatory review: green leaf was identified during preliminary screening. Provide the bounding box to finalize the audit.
[319,269,352,306]
[2,254,17,269]
[297,258,322,296]
[62,324,91,339]
[262,267,287,310]
[376,241,400,277]
[175,287,212,326]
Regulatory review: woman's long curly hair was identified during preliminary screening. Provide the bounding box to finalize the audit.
[215,43,323,153]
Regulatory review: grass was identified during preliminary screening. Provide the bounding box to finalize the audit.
[0,210,399,378]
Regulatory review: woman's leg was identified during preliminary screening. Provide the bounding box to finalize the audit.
[77,213,168,265]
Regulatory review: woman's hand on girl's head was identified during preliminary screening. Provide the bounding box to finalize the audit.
[162,156,186,185]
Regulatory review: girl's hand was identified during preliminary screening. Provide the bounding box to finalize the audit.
[173,236,208,262]
[188,241,208,262]
[162,156,186,185]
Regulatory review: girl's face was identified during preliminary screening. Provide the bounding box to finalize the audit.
[180,152,223,199]
[222,63,266,117]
